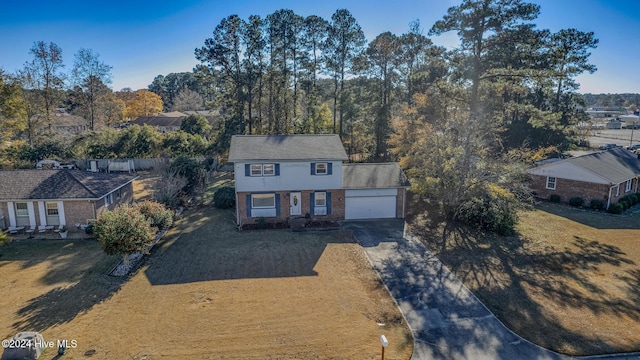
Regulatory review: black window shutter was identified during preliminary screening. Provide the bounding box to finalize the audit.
[310,163,316,175]
[327,163,333,175]
[275,194,281,216]
[275,164,280,176]
[326,192,332,214]
[245,164,250,176]
[246,194,251,217]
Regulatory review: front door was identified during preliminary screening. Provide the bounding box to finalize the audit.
[290,192,302,215]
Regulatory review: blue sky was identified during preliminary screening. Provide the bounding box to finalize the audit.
[2,0,639,93]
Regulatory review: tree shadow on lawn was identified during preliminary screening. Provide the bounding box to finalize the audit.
[407,210,640,356]
[1,240,126,333]
[144,207,355,285]
[538,202,640,230]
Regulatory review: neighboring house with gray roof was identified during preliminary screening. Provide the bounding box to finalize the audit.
[228,135,409,226]
[527,148,640,208]
[0,170,137,232]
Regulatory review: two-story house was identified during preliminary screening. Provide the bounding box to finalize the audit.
[228,134,410,226]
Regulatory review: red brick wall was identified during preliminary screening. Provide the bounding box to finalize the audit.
[529,175,639,205]
[64,201,96,232]
[237,189,345,225]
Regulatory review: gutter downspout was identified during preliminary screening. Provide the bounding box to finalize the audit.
[235,192,241,229]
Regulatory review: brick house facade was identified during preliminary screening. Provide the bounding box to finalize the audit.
[527,149,640,208]
[0,170,136,233]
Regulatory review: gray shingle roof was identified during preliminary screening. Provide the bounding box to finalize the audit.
[228,135,348,161]
[528,148,640,184]
[0,170,137,201]
[342,163,410,189]
[570,148,640,183]
[131,116,183,127]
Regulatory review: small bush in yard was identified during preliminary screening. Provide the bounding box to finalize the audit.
[0,230,11,247]
[608,202,624,214]
[550,194,561,203]
[94,205,156,268]
[619,200,630,211]
[569,197,584,207]
[630,194,639,205]
[136,201,174,230]
[590,199,606,210]
[213,186,235,209]
[456,185,519,236]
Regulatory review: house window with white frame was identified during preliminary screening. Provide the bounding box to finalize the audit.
[315,163,327,175]
[546,176,556,190]
[625,179,633,193]
[46,202,58,216]
[250,164,276,176]
[252,193,275,208]
[615,185,620,197]
[15,203,28,217]
[315,192,326,207]
[250,164,263,176]
[262,164,275,176]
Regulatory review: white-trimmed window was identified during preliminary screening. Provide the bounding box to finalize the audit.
[315,163,328,175]
[46,202,59,216]
[252,193,275,208]
[263,164,275,176]
[615,185,620,197]
[15,203,28,217]
[315,192,326,207]
[625,179,633,193]
[249,164,276,177]
[546,177,556,190]
[250,164,263,176]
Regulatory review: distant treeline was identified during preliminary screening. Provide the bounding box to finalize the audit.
[581,93,640,108]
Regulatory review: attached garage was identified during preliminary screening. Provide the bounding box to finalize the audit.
[342,163,410,220]
[345,188,397,219]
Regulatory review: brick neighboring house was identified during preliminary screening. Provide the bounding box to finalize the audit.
[0,170,137,233]
[228,135,410,226]
[527,148,640,208]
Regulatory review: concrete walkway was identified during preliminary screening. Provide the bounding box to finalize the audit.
[342,219,640,360]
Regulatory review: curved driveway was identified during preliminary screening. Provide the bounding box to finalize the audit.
[342,219,640,360]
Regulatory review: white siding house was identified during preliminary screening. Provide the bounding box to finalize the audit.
[228,135,410,227]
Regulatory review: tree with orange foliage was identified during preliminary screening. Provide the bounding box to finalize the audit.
[123,89,163,119]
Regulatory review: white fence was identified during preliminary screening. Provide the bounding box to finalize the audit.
[70,157,217,172]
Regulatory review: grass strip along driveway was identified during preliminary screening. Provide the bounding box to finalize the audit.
[1,205,412,359]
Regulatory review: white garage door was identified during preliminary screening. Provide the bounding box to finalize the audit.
[345,189,397,220]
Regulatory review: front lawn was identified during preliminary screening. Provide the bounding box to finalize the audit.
[409,201,640,356]
[1,200,412,359]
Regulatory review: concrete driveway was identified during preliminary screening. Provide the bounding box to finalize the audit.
[343,219,578,360]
